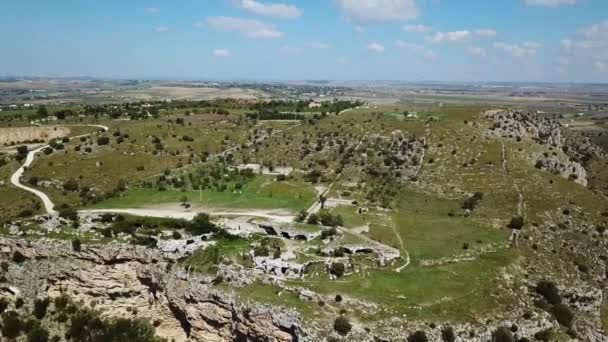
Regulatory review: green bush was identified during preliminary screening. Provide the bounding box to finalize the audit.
[491,327,514,342]
[329,262,345,277]
[33,298,50,319]
[1,311,22,339]
[407,330,429,342]
[54,295,69,311]
[550,303,574,328]
[333,316,351,336]
[27,322,49,342]
[188,213,218,235]
[535,280,561,305]
[0,298,8,314]
[507,216,525,230]
[441,326,456,342]
[71,238,82,252]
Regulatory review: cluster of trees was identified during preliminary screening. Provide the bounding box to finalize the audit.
[0,294,162,341]
[305,210,343,227]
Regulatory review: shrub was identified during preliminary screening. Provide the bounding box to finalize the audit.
[97,136,110,145]
[507,216,525,230]
[187,213,218,235]
[307,213,319,225]
[491,327,514,342]
[0,298,8,314]
[534,328,553,341]
[535,280,561,305]
[58,205,78,221]
[333,316,351,336]
[329,262,345,277]
[407,330,429,342]
[550,303,574,328]
[33,298,50,319]
[254,245,269,257]
[63,179,80,192]
[441,326,456,342]
[71,238,82,252]
[319,210,343,227]
[296,210,307,222]
[1,311,22,339]
[462,192,484,210]
[27,322,49,342]
[54,295,69,311]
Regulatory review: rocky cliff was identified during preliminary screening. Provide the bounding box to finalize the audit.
[0,237,301,342]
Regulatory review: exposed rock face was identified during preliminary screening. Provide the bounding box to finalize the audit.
[0,237,301,342]
[0,126,70,145]
[484,110,605,186]
[535,156,588,186]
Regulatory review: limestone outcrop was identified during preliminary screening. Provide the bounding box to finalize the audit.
[0,237,301,342]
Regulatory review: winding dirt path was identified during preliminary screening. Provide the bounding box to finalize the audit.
[10,124,109,214]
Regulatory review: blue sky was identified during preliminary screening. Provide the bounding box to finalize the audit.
[1,0,608,82]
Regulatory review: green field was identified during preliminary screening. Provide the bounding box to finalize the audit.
[89,175,317,211]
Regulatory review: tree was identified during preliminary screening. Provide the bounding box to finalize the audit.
[333,316,351,336]
[307,213,319,225]
[58,205,78,221]
[17,145,29,155]
[407,331,429,342]
[37,105,48,118]
[188,213,217,235]
[97,136,110,146]
[319,195,327,209]
[507,216,525,230]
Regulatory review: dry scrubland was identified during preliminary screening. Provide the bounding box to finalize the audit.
[1,100,608,341]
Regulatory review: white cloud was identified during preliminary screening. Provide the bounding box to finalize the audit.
[205,16,283,39]
[237,0,302,19]
[523,41,543,49]
[212,49,231,57]
[423,51,438,60]
[403,24,432,33]
[525,0,580,7]
[467,46,487,57]
[494,42,537,57]
[596,61,607,71]
[309,42,330,49]
[429,30,472,43]
[475,29,497,37]
[280,45,301,54]
[395,40,437,59]
[580,20,608,39]
[560,20,608,71]
[335,0,419,24]
[367,42,385,53]
[395,40,424,52]
[154,26,169,33]
[145,7,160,14]
[557,56,570,65]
